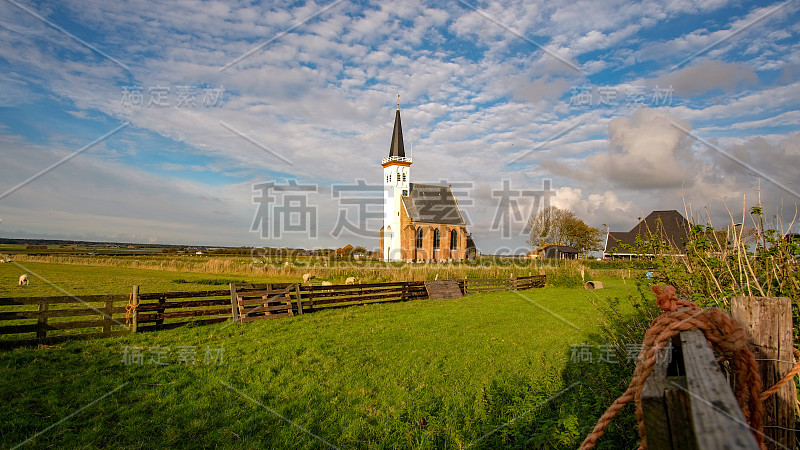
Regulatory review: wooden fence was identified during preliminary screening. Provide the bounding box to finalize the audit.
[135,287,232,332]
[641,297,797,449]
[229,281,430,322]
[0,275,546,347]
[0,294,131,349]
[464,275,546,293]
[641,329,759,448]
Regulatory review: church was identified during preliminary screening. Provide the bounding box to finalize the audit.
[379,106,473,262]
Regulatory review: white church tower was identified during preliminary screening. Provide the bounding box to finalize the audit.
[382,105,411,261]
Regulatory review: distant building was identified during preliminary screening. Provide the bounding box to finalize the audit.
[603,210,691,259]
[336,244,354,256]
[465,234,478,260]
[537,244,579,260]
[379,106,473,262]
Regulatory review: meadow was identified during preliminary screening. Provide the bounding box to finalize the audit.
[0,255,648,448]
[4,250,638,287]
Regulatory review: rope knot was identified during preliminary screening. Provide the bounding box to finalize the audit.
[651,285,695,312]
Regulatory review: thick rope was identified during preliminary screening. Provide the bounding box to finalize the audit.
[580,285,766,449]
[125,293,137,326]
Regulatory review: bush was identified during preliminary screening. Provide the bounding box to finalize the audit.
[547,266,584,288]
[584,260,656,270]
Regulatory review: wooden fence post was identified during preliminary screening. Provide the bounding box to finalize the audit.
[641,329,759,448]
[156,296,166,330]
[731,296,797,450]
[293,283,303,315]
[132,285,139,333]
[229,283,240,322]
[37,298,48,340]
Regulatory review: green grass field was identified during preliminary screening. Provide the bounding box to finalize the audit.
[0,258,648,448]
[0,273,644,449]
[0,260,268,297]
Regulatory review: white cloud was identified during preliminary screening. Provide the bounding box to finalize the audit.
[652,60,758,96]
[589,108,694,189]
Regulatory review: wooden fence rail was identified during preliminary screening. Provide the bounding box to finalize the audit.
[641,297,797,450]
[0,275,546,346]
[136,287,232,332]
[0,294,131,349]
[642,329,760,449]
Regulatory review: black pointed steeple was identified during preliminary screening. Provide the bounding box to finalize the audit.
[388,108,405,158]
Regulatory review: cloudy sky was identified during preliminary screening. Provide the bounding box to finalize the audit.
[1,0,798,253]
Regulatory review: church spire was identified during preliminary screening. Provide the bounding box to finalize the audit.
[388,108,405,158]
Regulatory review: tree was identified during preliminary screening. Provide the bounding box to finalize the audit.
[527,206,603,255]
[527,206,566,246]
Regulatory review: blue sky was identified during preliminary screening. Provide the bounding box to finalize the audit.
[1,0,799,252]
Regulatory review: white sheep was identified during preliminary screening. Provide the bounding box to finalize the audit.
[18,274,29,286]
[302,273,315,283]
[321,280,333,287]
[345,276,357,285]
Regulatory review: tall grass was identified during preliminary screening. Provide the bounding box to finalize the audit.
[10,254,617,286]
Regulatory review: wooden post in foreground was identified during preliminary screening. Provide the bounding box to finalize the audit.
[731,296,797,450]
[642,329,759,449]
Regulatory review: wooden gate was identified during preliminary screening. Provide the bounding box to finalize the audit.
[235,286,296,322]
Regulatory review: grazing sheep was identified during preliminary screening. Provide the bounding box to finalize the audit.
[345,276,357,285]
[18,274,29,286]
[302,273,315,283]
[321,280,333,286]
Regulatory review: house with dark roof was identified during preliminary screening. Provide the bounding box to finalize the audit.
[603,210,691,259]
[537,244,580,260]
[379,106,472,262]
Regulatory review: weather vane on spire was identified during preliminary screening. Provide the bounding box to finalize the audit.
[397,94,400,110]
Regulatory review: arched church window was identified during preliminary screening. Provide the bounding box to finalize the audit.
[433,229,440,250]
[416,228,423,249]
[450,229,458,250]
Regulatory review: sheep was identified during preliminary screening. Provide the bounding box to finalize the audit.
[302,273,315,283]
[18,274,29,286]
[284,261,291,267]
[321,280,333,287]
[345,276,357,285]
